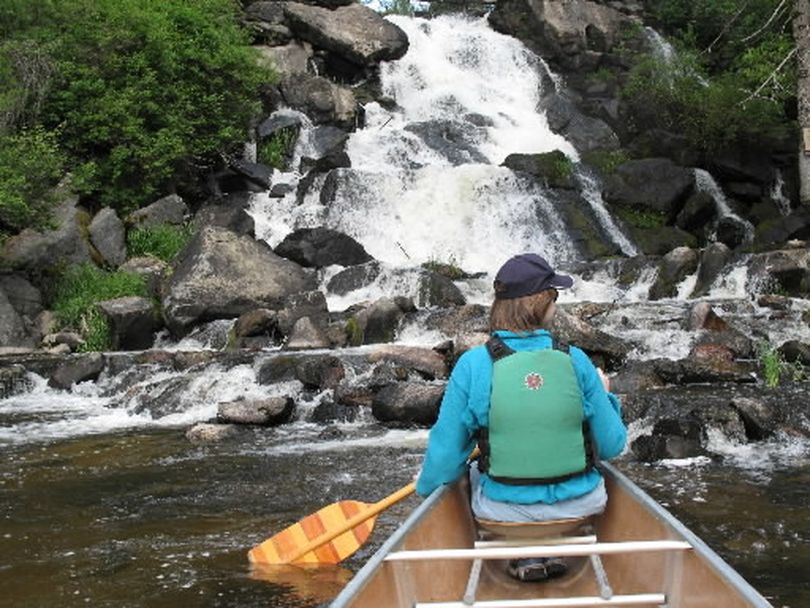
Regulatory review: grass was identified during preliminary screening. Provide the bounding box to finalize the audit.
[757,341,783,388]
[257,128,298,171]
[126,223,193,262]
[50,263,149,351]
[422,255,465,280]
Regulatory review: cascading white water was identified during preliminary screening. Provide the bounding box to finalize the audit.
[694,168,755,242]
[251,14,584,278]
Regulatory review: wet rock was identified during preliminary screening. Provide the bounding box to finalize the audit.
[690,243,733,298]
[731,397,776,440]
[98,296,161,351]
[756,294,792,311]
[257,355,302,384]
[367,345,448,380]
[0,288,34,348]
[502,151,575,190]
[778,340,810,365]
[675,191,716,241]
[405,120,488,166]
[653,357,755,385]
[217,397,294,425]
[277,290,329,336]
[285,316,331,350]
[754,206,810,249]
[41,332,84,351]
[275,227,372,268]
[295,355,345,389]
[631,424,706,462]
[715,215,751,249]
[233,308,280,339]
[0,274,43,321]
[347,297,409,345]
[186,422,239,444]
[417,270,466,307]
[371,382,444,427]
[604,159,694,218]
[0,364,32,399]
[310,400,358,424]
[648,247,698,300]
[748,248,810,298]
[278,74,358,130]
[326,261,382,295]
[226,158,275,190]
[334,382,374,408]
[48,353,105,390]
[89,208,127,267]
[549,308,630,369]
[687,302,729,332]
[126,194,188,228]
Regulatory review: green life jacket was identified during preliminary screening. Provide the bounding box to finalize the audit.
[478,335,595,485]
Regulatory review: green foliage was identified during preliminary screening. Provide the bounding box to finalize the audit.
[381,0,414,17]
[50,263,148,351]
[581,149,630,176]
[2,0,275,215]
[615,206,666,229]
[0,126,64,236]
[345,317,363,347]
[624,0,794,153]
[757,341,783,388]
[127,223,193,262]
[422,255,465,280]
[257,128,298,171]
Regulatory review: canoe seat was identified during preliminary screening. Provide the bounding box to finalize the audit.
[474,516,594,541]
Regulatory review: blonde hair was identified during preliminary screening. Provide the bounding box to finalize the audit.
[489,289,558,333]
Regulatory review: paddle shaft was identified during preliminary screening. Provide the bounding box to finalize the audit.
[282,481,416,564]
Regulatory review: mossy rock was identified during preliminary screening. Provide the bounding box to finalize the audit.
[345,317,363,347]
[501,151,575,189]
[628,225,697,256]
[560,201,618,260]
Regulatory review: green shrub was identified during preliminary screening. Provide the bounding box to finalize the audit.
[2,0,275,214]
[257,128,298,171]
[50,263,148,351]
[127,223,193,262]
[0,126,64,237]
[581,149,629,176]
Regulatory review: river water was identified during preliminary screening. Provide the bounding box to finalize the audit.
[0,415,808,608]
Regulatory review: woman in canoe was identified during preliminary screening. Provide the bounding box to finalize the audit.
[415,253,627,583]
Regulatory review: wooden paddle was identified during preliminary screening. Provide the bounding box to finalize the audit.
[247,481,416,565]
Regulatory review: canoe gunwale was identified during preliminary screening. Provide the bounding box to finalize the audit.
[600,462,773,608]
[330,482,451,608]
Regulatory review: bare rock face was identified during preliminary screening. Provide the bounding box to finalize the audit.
[283,2,409,67]
[89,208,127,267]
[162,226,316,336]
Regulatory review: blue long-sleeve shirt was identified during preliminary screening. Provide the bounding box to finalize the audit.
[416,329,626,503]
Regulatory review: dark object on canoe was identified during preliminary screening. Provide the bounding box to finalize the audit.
[332,462,772,607]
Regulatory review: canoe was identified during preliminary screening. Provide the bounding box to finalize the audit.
[331,462,773,607]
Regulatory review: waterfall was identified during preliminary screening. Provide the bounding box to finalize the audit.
[770,169,792,216]
[575,169,638,257]
[250,14,584,280]
[694,168,755,243]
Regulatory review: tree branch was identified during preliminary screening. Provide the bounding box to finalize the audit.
[740,0,790,44]
[704,1,750,54]
[741,46,798,105]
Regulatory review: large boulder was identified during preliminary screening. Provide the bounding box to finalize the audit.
[89,208,127,267]
[549,308,630,369]
[126,193,188,228]
[690,243,733,298]
[604,158,695,219]
[1,189,93,271]
[648,247,699,301]
[97,296,161,351]
[275,226,373,268]
[283,2,409,67]
[162,226,316,336]
[278,73,359,130]
[747,248,810,298]
[371,382,444,427]
[489,0,639,71]
[0,289,33,348]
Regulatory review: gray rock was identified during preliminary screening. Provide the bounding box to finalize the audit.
[648,247,698,301]
[186,422,239,444]
[748,248,810,298]
[0,364,32,399]
[417,270,466,307]
[731,397,775,440]
[279,73,358,130]
[119,256,168,300]
[690,243,733,298]
[549,308,630,368]
[285,316,331,350]
[367,345,448,380]
[405,120,488,166]
[326,261,382,295]
[284,2,409,67]
[0,274,43,320]
[233,308,279,339]
[605,158,695,217]
[217,397,294,425]
[89,208,127,267]
[97,296,160,351]
[277,290,329,335]
[275,227,372,268]
[257,41,313,76]
[0,289,34,348]
[295,355,345,389]
[126,194,188,228]
[371,382,444,427]
[162,226,316,336]
[48,353,105,390]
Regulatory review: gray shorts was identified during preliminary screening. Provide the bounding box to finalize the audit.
[469,462,608,522]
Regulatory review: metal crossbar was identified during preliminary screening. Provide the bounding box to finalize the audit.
[385,540,691,562]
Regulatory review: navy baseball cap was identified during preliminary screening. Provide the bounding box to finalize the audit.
[493,253,573,299]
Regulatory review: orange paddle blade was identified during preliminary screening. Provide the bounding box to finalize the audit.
[248,500,377,565]
[249,481,417,565]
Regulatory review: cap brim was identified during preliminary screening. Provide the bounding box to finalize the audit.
[550,274,574,289]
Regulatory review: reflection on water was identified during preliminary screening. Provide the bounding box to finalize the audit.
[0,428,807,607]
